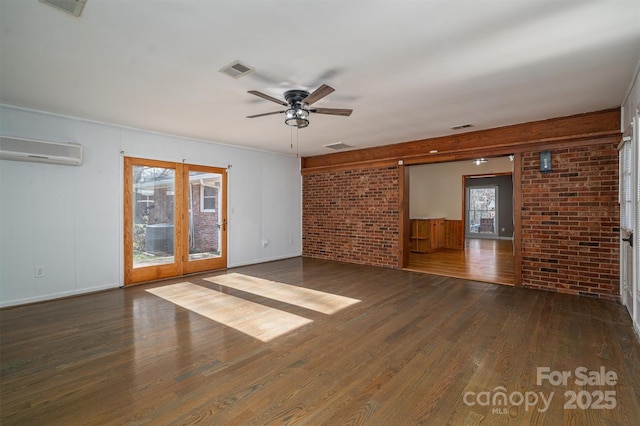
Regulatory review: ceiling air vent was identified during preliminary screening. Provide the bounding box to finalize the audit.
[39,0,87,17]
[324,142,352,150]
[219,61,255,79]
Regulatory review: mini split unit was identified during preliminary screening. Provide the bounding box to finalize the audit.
[0,136,83,166]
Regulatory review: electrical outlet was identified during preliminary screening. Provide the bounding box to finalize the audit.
[35,266,44,278]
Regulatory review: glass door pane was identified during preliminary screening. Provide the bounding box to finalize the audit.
[133,165,176,268]
[184,165,227,274]
[467,186,498,237]
[188,171,222,261]
[124,157,180,285]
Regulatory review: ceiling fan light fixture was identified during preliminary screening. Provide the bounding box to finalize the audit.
[247,84,351,129]
[285,117,309,128]
[285,107,309,128]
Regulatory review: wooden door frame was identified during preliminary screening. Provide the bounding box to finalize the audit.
[399,157,522,286]
[124,157,227,285]
[462,172,512,239]
[399,164,411,268]
[513,153,522,286]
[124,157,183,284]
[182,164,228,275]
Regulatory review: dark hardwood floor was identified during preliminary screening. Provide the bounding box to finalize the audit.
[407,238,515,286]
[1,257,639,425]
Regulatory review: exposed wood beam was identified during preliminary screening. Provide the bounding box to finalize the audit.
[302,108,621,174]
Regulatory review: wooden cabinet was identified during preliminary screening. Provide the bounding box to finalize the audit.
[410,219,431,253]
[410,218,445,253]
[432,218,445,249]
[444,220,464,249]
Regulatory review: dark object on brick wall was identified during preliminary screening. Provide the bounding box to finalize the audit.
[540,150,552,173]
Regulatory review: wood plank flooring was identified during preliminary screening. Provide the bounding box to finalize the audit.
[1,257,639,425]
[407,238,515,285]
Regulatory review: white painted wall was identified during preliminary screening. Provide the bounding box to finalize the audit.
[622,68,640,135]
[0,105,302,307]
[409,156,513,220]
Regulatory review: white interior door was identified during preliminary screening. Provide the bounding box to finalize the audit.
[634,112,639,335]
[619,112,639,336]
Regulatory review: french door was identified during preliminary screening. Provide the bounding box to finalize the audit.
[619,113,638,332]
[124,157,227,285]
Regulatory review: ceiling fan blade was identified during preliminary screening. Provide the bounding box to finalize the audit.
[303,84,335,105]
[311,107,353,116]
[247,90,288,106]
[246,110,285,118]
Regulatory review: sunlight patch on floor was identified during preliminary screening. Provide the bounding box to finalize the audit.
[146,282,312,342]
[204,273,361,314]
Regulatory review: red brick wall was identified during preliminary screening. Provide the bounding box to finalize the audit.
[303,166,400,268]
[520,143,620,300]
[302,142,620,300]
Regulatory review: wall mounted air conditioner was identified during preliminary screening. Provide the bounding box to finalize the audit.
[0,136,83,166]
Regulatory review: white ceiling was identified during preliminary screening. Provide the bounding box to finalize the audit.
[1,0,639,157]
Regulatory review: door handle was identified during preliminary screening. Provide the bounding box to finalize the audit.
[222,218,227,232]
[622,231,633,247]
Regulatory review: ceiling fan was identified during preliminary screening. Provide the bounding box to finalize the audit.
[246,84,353,128]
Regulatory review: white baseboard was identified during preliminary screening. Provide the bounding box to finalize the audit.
[0,283,119,308]
[228,253,302,269]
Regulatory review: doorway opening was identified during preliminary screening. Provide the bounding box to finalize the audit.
[405,156,515,285]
